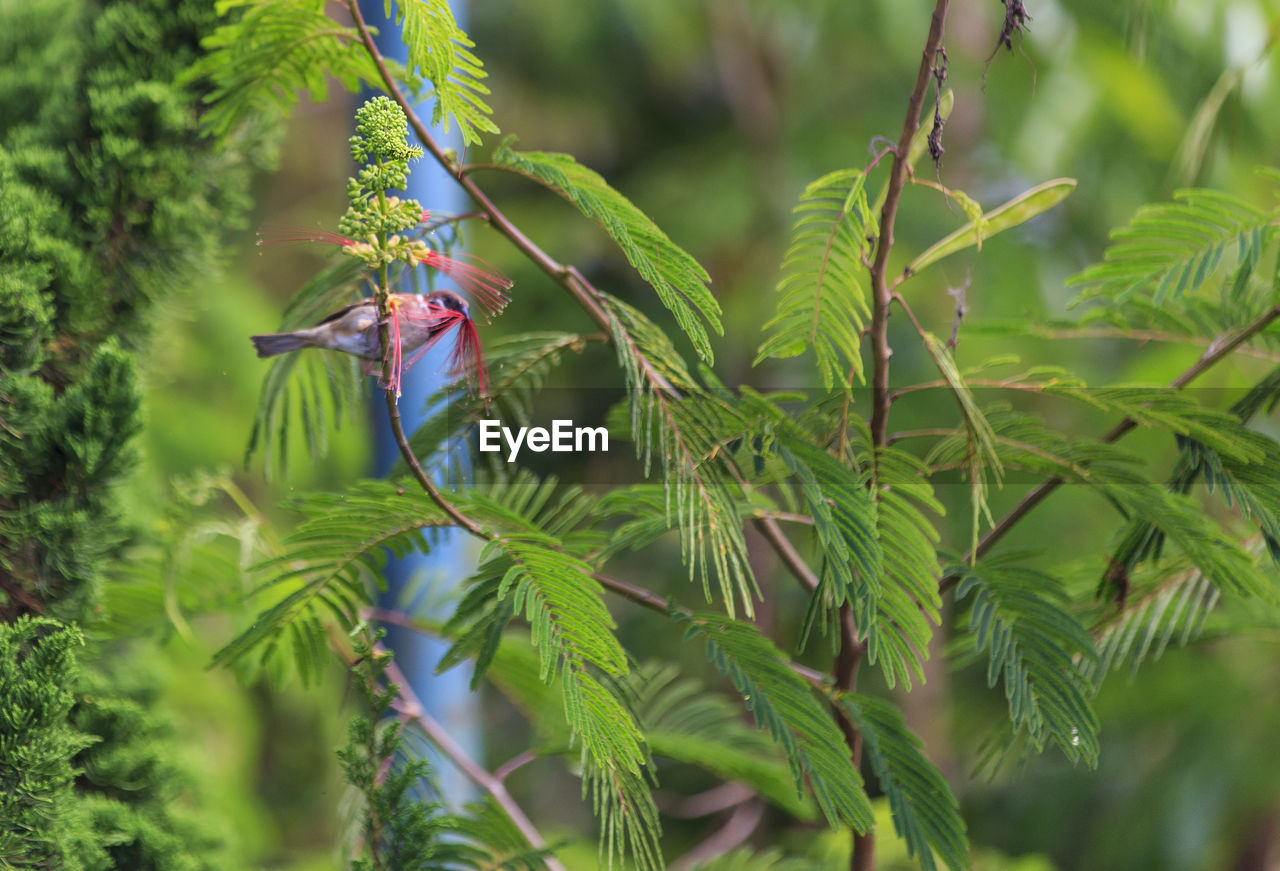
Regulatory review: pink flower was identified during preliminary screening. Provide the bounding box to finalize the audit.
[416,250,512,320]
[389,291,491,398]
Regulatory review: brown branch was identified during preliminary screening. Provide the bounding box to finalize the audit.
[380,656,570,871]
[752,516,820,593]
[857,6,951,868]
[868,0,952,448]
[942,301,1280,592]
[1013,325,1280,363]
[493,749,540,783]
[668,799,765,871]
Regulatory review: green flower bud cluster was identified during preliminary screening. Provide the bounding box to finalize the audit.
[339,97,426,268]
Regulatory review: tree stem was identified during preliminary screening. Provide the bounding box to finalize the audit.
[858,3,951,867]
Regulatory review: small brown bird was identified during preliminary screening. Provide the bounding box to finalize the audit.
[250,290,490,395]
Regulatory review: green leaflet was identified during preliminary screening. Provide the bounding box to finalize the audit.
[461,489,661,871]
[245,258,366,478]
[906,179,1077,276]
[195,0,497,145]
[922,334,1002,559]
[955,559,1100,766]
[492,141,723,364]
[1068,185,1276,304]
[756,168,873,389]
[192,0,383,139]
[681,614,874,833]
[209,481,449,682]
[601,296,758,618]
[384,0,498,144]
[839,694,968,871]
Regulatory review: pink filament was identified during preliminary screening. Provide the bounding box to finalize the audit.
[396,299,490,395]
[256,223,355,248]
[420,250,512,319]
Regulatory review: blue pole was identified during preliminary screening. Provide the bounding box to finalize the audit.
[361,0,479,806]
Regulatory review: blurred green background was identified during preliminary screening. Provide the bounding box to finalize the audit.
[126,0,1280,867]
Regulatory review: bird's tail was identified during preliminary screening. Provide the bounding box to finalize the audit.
[250,331,309,358]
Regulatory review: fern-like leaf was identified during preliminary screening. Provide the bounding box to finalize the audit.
[457,491,661,871]
[600,296,758,618]
[384,0,498,145]
[922,334,1002,556]
[843,414,946,690]
[1069,187,1275,304]
[681,614,874,833]
[191,0,383,139]
[210,481,448,680]
[954,558,1100,765]
[756,169,873,388]
[492,140,722,363]
[630,664,815,820]
[838,694,967,871]
[1081,551,1245,686]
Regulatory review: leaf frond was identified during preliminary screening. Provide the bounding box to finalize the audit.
[384,0,499,145]
[492,140,722,363]
[954,558,1100,766]
[838,694,968,871]
[681,614,874,833]
[756,168,873,388]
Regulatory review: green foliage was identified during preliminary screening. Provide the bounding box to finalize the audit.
[681,614,874,833]
[756,169,873,389]
[923,334,1003,557]
[190,0,381,140]
[492,140,723,364]
[600,296,757,618]
[340,634,548,869]
[0,1,265,860]
[0,618,92,868]
[630,664,815,819]
[244,258,367,477]
[779,433,881,650]
[839,694,967,871]
[845,424,945,690]
[193,0,498,146]
[464,493,661,871]
[954,559,1100,766]
[384,0,498,145]
[1069,185,1276,304]
[906,179,1077,276]
[210,481,448,682]
[200,6,1280,869]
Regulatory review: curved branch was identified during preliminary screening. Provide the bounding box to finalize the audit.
[942,302,1280,592]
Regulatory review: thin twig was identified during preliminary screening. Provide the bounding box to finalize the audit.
[493,749,540,783]
[942,302,1280,592]
[868,0,952,448]
[381,656,570,871]
[668,800,765,871]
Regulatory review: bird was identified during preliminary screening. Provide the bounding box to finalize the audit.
[250,290,489,394]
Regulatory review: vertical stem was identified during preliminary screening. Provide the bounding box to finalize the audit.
[834,605,872,870]
[869,1,951,447]
[857,4,951,868]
